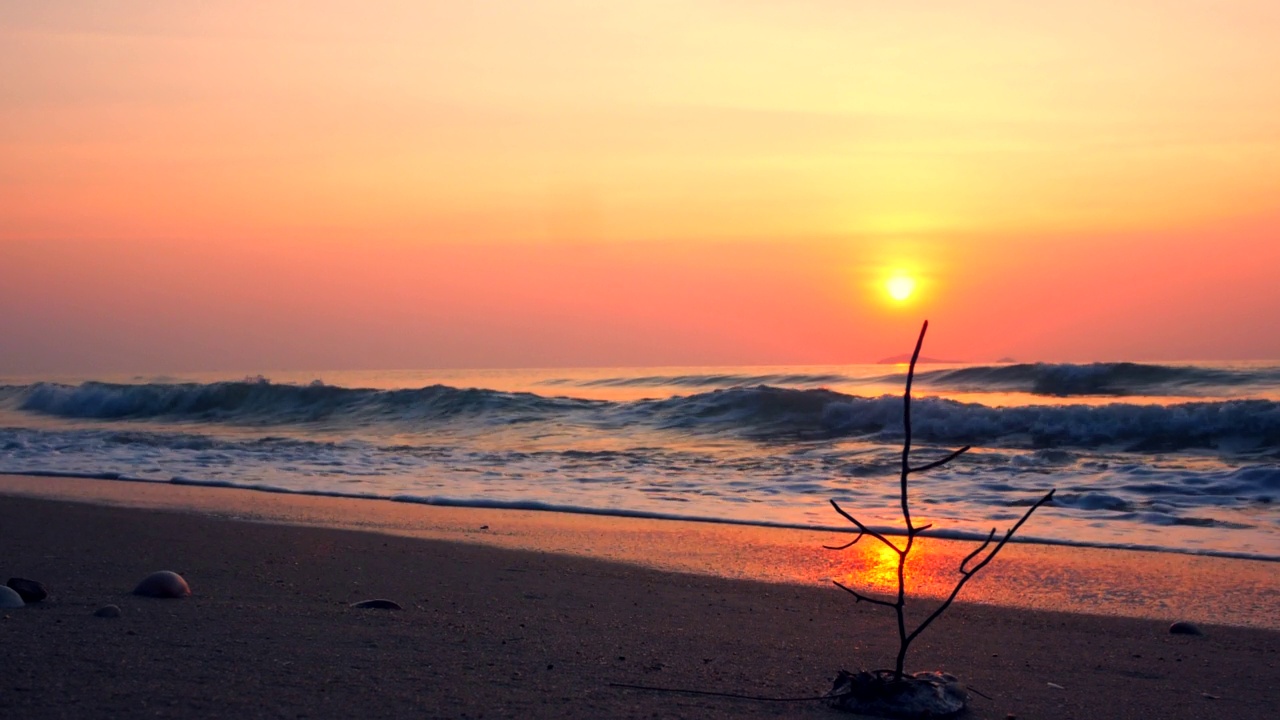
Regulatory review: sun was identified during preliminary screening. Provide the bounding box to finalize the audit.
[885,274,916,302]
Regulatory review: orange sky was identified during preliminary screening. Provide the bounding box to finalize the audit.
[3,1,1279,373]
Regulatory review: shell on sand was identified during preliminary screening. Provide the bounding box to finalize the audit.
[132,571,191,598]
[350,598,402,610]
[0,585,25,609]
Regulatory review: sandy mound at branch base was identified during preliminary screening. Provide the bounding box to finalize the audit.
[828,669,967,718]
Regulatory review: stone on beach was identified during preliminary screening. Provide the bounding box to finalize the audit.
[6,577,48,603]
[132,571,191,598]
[350,598,402,610]
[94,604,122,618]
[0,585,25,608]
[1169,621,1204,636]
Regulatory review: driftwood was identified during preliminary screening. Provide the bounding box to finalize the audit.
[825,320,1055,715]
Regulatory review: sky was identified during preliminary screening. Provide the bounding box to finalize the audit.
[2,0,1279,373]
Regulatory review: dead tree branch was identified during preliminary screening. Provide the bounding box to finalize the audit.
[826,320,1055,680]
[833,580,900,609]
[902,489,1055,655]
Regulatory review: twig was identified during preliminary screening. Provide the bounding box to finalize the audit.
[822,536,862,551]
[958,530,996,574]
[828,499,901,554]
[903,489,1056,650]
[909,445,972,474]
[826,319,1056,680]
[833,580,898,609]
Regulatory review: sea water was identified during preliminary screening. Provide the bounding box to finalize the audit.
[2,362,1278,560]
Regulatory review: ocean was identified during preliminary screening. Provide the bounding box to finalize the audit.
[2,361,1278,561]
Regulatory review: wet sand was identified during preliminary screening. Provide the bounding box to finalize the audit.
[1,476,1278,718]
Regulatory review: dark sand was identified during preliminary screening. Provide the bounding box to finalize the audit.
[2,483,1278,719]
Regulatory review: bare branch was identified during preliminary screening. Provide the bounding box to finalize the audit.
[908,445,972,474]
[904,489,1056,648]
[823,535,864,551]
[898,321,928,533]
[958,530,996,574]
[829,499,902,554]
[833,581,899,609]
[825,320,1056,683]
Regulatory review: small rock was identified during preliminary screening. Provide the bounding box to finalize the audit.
[1046,682,1066,690]
[132,571,191,599]
[0,586,24,609]
[350,599,402,610]
[1169,621,1203,636]
[94,604,122,618]
[7,578,48,603]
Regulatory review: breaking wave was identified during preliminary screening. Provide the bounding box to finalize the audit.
[6,380,1280,452]
[915,362,1279,397]
[536,362,1280,398]
[10,380,595,425]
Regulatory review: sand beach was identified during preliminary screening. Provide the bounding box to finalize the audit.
[8,3,1280,718]
[2,475,1277,719]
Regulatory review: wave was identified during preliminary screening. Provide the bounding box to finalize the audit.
[7,380,1280,452]
[10,380,597,425]
[632,386,1280,451]
[915,362,1279,397]
[534,361,1280,398]
[537,371,853,389]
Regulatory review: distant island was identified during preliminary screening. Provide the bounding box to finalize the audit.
[876,354,965,364]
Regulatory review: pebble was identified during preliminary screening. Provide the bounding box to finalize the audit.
[6,578,48,603]
[0,586,24,609]
[350,599,402,610]
[94,604,122,618]
[132,571,191,599]
[1169,621,1203,636]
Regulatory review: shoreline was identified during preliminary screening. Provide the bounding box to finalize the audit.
[2,473,1278,630]
[7,470,1277,564]
[1,487,1277,718]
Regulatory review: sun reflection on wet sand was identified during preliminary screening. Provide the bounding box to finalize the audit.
[840,542,906,593]
[2,474,1276,629]
[830,537,971,600]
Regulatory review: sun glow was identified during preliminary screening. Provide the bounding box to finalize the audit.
[886,275,917,302]
[852,542,907,593]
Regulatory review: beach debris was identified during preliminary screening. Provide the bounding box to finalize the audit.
[94,604,122,618]
[1169,621,1203,636]
[1046,682,1066,690]
[1201,692,1219,700]
[823,320,1056,694]
[828,670,967,718]
[132,571,191,598]
[0,585,25,609]
[350,598,402,610]
[6,577,48,603]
